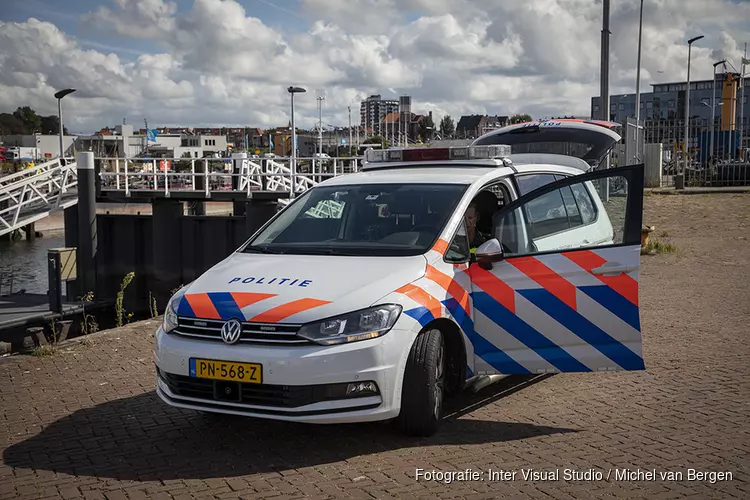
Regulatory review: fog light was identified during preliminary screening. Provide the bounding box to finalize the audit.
[346,381,379,396]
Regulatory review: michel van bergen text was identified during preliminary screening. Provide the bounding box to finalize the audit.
[415,468,734,484]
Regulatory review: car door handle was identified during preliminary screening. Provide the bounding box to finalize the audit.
[591,262,637,276]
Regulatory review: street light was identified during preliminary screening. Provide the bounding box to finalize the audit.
[634,0,644,163]
[54,88,76,164]
[287,86,306,196]
[683,35,704,177]
[710,60,727,163]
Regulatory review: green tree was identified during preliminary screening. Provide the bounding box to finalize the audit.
[439,115,455,137]
[39,115,69,135]
[509,114,533,124]
[0,113,25,134]
[13,106,42,133]
[174,151,194,172]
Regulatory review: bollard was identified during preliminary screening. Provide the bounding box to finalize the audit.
[76,151,98,295]
[674,173,685,190]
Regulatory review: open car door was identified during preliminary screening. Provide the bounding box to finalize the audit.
[467,164,645,374]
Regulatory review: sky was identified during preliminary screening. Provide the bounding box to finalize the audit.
[0,0,748,134]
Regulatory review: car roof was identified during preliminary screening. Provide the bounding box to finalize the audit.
[317,161,584,188]
[319,165,507,186]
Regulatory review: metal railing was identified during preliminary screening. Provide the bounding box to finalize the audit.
[624,119,750,188]
[0,158,79,236]
[95,156,363,199]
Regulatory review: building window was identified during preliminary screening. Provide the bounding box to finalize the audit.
[618,103,625,111]
[647,102,653,109]
[668,100,675,108]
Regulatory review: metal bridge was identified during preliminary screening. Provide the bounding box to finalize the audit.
[0,155,361,236]
[0,158,79,237]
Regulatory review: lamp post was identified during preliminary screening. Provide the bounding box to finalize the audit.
[683,35,704,179]
[710,60,726,163]
[287,86,306,197]
[54,88,76,164]
[634,0,644,162]
[348,105,352,155]
[599,0,611,122]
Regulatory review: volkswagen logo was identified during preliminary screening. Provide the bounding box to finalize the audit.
[220,318,243,345]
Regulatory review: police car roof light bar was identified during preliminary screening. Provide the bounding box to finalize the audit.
[364,145,511,164]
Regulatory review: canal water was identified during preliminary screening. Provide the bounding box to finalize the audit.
[0,234,66,295]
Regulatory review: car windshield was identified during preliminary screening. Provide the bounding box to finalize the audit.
[243,183,467,256]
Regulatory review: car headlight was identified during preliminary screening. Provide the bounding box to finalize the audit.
[163,286,188,333]
[297,304,402,345]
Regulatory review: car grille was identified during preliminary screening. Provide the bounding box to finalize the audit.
[175,317,310,345]
[158,370,349,408]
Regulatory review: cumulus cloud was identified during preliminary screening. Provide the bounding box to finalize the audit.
[1,0,748,132]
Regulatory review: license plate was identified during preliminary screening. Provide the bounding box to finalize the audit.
[189,358,262,383]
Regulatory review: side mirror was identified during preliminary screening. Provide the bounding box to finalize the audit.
[475,238,504,270]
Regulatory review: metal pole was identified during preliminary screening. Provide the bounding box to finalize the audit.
[57,99,64,163]
[711,65,716,162]
[634,0,644,161]
[348,105,352,155]
[317,94,323,157]
[685,44,692,175]
[76,151,97,296]
[740,47,747,161]
[710,60,725,163]
[599,0,610,122]
[290,92,296,196]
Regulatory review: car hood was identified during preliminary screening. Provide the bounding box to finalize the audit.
[179,252,427,324]
[472,119,621,165]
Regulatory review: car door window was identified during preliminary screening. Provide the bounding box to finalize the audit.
[445,221,470,263]
[570,183,597,224]
[494,170,636,257]
[515,174,557,196]
[523,188,570,238]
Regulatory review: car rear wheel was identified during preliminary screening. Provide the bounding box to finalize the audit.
[396,327,445,437]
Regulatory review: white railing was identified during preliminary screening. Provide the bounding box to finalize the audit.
[95,156,362,199]
[0,158,79,236]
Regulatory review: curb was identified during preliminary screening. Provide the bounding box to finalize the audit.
[646,187,750,195]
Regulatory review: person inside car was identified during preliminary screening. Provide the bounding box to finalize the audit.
[465,200,490,253]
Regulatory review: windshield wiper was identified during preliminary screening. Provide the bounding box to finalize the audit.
[285,248,355,256]
[243,245,284,254]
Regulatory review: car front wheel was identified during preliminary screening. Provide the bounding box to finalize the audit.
[396,327,445,437]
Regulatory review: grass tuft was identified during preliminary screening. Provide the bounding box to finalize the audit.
[641,237,677,255]
[31,345,56,357]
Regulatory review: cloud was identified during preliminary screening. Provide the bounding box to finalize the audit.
[1,0,748,133]
[83,0,177,39]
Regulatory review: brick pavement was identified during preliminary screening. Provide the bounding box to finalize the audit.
[1,194,749,499]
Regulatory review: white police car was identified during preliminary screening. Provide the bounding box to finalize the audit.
[154,119,645,436]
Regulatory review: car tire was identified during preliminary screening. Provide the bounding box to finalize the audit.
[396,327,445,437]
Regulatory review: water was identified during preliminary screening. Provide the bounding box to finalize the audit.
[0,235,66,295]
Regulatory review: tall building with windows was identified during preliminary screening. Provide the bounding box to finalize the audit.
[360,94,400,136]
[591,71,749,128]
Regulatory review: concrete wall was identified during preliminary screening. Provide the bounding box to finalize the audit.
[39,135,76,158]
[93,202,279,308]
[2,134,76,158]
[174,147,204,158]
[200,135,228,152]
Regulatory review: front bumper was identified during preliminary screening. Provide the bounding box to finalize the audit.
[153,326,411,424]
